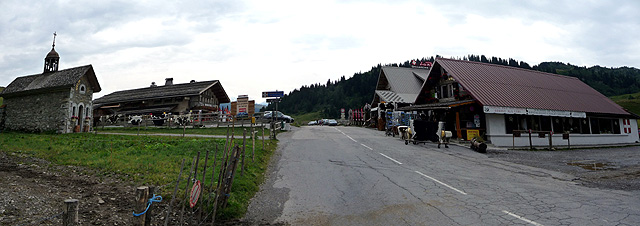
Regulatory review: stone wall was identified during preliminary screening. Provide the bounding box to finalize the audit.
[4,90,69,133]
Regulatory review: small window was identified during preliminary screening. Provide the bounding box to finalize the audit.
[79,85,86,94]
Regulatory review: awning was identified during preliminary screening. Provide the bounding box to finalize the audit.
[397,100,476,111]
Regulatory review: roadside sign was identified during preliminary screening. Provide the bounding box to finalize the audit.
[189,180,201,208]
[266,98,280,103]
[262,91,284,98]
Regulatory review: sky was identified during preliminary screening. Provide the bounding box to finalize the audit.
[1,0,640,103]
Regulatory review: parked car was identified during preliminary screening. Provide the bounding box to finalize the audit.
[252,112,264,119]
[263,111,294,123]
[236,112,249,119]
[308,121,318,125]
[327,119,338,126]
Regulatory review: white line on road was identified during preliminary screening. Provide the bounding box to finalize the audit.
[502,210,544,226]
[379,153,403,165]
[415,171,467,195]
[360,143,373,150]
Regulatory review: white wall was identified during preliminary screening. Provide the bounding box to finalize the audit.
[486,113,639,147]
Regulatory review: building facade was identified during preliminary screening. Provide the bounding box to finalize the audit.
[93,78,230,118]
[0,39,101,133]
[404,58,639,147]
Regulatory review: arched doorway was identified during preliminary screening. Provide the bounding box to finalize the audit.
[78,104,84,132]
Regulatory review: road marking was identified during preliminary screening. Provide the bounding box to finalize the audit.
[360,143,373,150]
[502,210,544,226]
[379,153,403,165]
[415,171,467,195]
[346,135,357,142]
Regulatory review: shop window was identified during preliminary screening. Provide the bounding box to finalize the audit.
[612,119,621,134]
[505,115,516,134]
[540,116,551,132]
[580,118,590,134]
[552,117,562,133]
[594,118,620,134]
[441,85,449,98]
[590,118,600,134]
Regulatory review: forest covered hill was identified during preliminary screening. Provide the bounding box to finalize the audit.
[268,55,640,118]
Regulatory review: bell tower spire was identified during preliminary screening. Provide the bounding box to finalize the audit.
[44,32,60,73]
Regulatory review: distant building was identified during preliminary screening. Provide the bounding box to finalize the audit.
[93,78,230,117]
[229,95,255,117]
[403,58,639,146]
[0,34,101,133]
[371,66,430,130]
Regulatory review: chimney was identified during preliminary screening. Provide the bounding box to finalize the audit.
[165,78,173,86]
[150,82,157,87]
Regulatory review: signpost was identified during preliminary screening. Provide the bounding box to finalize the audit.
[262,91,284,98]
[263,90,283,139]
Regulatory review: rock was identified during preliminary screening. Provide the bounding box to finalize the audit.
[98,198,105,204]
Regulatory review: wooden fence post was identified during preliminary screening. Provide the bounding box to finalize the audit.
[252,124,255,162]
[133,186,149,226]
[180,156,197,225]
[62,199,78,226]
[164,159,185,226]
[144,186,155,226]
[241,129,246,176]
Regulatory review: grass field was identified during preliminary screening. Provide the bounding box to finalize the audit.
[610,92,640,116]
[291,111,324,127]
[0,130,278,220]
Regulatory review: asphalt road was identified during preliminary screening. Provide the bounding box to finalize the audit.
[244,126,640,225]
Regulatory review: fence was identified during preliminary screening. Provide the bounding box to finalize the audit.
[96,112,272,129]
[512,129,571,150]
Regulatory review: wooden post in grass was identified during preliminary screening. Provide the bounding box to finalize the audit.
[133,186,149,226]
[198,150,210,223]
[63,199,78,226]
[164,159,185,226]
[241,129,246,176]
[262,126,265,150]
[208,144,219,216]
[144,186,155,226]
[180,156,197,225]
[252,123,255,162]
[189,152,201,225]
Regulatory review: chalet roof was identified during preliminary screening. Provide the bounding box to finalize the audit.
[375,90,418,103]
[0,65,101,97]
[421,58,629,116]
[94,80,230,105]
[373,67,428,104]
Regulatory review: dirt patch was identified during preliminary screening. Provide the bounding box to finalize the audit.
[487,146,640,191]
[0,151,186,225]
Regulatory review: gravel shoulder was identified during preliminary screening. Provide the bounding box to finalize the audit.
[486,145,640,191]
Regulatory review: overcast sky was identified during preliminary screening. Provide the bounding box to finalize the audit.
[2,0,639,103]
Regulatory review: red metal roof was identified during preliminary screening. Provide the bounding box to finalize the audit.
[434,58,630,116]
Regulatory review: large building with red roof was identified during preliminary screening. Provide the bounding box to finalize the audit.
[403,58,639,147]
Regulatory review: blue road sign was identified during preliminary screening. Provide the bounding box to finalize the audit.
[262,91,284,98]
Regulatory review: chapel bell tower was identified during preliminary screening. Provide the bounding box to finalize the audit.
[44,32,59,73]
